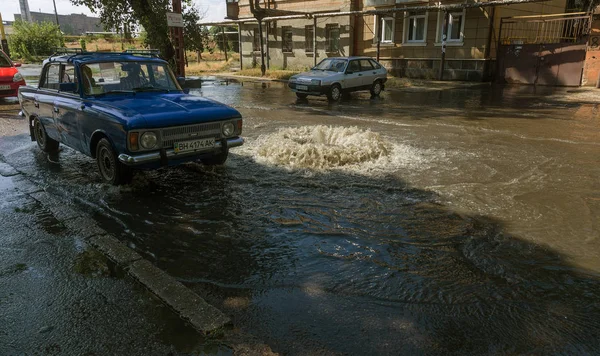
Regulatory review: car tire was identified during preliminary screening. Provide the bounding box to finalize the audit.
[96,138,132,185]
[327,84,342,102]
[370,80,383,97]
[33,118,59,153]
[201,148,229,166]
[296,93,308,99]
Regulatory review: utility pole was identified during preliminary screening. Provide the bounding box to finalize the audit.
[52,0,60,29]
[170,0,185,77]
[438,11,449,80]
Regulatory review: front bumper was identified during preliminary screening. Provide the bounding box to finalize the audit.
[288,82,330,95]
[118,137,244,166]
[0,81,25,98]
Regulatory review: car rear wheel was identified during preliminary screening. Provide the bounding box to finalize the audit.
[33,118,59,153]
[296,93,308,99]
[96,138,132,185]
[327,84,342,102]
[201,148,229,166]
[370,80,383,97]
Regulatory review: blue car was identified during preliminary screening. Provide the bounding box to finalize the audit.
[18,50,244,185]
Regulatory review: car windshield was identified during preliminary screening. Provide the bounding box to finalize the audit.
[80,61,181,96]
[313,59,347,72]
[0,53,12,67]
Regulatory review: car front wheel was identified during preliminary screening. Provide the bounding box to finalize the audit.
[327,84,342,102]
[33,118,59,153]
[201,148,229,166]
[96,138,132,185]
[370,80,383,97]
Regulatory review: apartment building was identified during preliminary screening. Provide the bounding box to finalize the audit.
[224,0,592,83]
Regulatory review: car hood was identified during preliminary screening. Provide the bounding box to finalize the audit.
[0,67,17,82]
[94,93,241,129]
[292,70,339,81]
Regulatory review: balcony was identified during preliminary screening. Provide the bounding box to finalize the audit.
[226,0,239,20]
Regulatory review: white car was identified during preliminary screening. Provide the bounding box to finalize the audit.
[288,57,388,102]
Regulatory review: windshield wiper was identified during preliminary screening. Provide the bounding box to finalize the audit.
[93,90,136,97]
[132,86,169,92]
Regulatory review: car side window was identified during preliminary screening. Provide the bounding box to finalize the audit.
[41,64,60,90]
[359,59,374,71]
[369,59,382,69]
[347,60,360,73]
[61,64,79,94]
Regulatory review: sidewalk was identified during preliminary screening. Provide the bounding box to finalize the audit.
[0,165,220,354]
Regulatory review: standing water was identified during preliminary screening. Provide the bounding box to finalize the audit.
[4,78,600,354]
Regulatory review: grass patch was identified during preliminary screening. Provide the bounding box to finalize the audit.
[236,68,299,80]
[385,77,413,88]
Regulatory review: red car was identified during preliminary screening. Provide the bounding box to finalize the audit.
[0,50,26,98]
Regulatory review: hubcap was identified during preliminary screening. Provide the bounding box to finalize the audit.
[374,83,381,94]
[35,121,45,146]
[332,87,340,100]
[99,147,115,180]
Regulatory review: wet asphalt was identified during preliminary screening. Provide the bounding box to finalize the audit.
[2,73,600,355]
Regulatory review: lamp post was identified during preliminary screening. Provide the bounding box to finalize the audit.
[52,0,60,29]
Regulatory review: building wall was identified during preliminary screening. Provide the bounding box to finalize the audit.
[14,12,103,35]
[241,16,352,69]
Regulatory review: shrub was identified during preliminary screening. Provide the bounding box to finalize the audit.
[8,20,63,60]
[79,38,87,52]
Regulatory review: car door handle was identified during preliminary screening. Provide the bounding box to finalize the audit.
[53,107,59,113]
[358,74,363,76]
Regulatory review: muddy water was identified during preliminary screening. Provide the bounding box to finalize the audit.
[6,79,600,354]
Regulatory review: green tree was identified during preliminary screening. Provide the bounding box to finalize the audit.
[210,26,237,53]
[182,2,206,53]
[71,0,204,65]
[8,20,64,60]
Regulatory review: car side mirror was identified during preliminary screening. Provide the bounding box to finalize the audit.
[183,88,190,94]
[59,82,77,93]
[13,62,22,67]
[177,76,186,87]
[345,71,353,75]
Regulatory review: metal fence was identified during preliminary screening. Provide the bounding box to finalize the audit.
[499,12,591,45]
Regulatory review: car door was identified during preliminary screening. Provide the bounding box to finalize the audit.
[359,59,376,88]
[343,60,362,90]
[54,63,84,151]
[37,63,61,142]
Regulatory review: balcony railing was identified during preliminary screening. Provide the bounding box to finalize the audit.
[499,12,591,45]
[364,0,395,6]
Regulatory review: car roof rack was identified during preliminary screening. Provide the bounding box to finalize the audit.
[123,49,160,57]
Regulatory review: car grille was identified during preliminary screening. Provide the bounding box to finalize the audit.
[0,89,15,95]
[160,122,222,148]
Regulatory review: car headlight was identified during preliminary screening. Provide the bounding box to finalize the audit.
[13,72,23,83]
[140,132,157,149]
[311,79,321,85]
[222,122,235,137]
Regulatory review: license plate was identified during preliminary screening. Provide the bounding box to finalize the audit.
[0,85,10,90]
[173,137,215,153]
[297,85,308,91]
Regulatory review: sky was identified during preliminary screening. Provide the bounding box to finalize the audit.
[0,0,225,23]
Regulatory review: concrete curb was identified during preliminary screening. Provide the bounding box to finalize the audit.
[0,161,231,334]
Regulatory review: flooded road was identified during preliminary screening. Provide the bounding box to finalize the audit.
[2,79,600,354]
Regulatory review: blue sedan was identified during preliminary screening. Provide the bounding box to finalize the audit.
[19,50,243,185]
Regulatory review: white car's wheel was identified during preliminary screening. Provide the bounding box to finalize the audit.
[327,84,342,102]
[370,80,383,97]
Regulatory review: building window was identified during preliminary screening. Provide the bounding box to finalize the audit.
[381,17,395,43]
[436,11,465,43]
[253,29,261,52]
[305,25,314,52]
[282,26,293,53]
[326,24,340,52]
[404,12,427,43]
